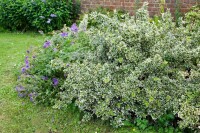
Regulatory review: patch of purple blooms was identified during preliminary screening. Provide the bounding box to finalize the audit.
[21,56,30,73]
[52,78,59,86]
[16,85,27,98]
[43,41,51,48]
[28,92,37,102]
[50,14,57,18]
[25,57,30,69]
[18,93,27,98]
[70,23,78,32]
[21,67,26,73]
[16,86,25,92]
[60,32,68,37]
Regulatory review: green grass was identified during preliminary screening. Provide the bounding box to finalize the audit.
[0,32,142,133]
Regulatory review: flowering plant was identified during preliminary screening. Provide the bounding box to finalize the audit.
[17,22,89,106]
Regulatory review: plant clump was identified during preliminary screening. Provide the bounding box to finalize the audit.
[0,0,80,32]
[16,3,200,131]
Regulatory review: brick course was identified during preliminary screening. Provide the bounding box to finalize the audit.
[80,0,199,16]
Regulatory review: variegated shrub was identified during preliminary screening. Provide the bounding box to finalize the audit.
[60,3,200,129]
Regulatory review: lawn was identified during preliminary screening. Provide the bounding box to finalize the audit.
[0,32,139,133]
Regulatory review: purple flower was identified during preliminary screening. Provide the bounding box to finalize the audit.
[52,78,59,86]
[18,92,26,98]
[15,86,25,92]
[21,67,26,73]
[41,76,48,80]
[60,32,68,37]
[30,97,33,102]
[28,92,37,102]
[43,41,51,48]
[25,59,29,64]
[25,59,29,65]
[50,14,57,18]
[25,57,30,69]
[28,92,37,97]
[70,23,78,32]
[28,93,34,97]
[33,55,36,59]
[47,18,51,24]
[25,64,30,69]
[28,93,33,97]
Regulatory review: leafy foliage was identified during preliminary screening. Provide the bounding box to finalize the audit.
[17,3,200,131]
[77,7,127,28]
[17,23,90,105]
[0,0,80,32]
[0,0,29,31]
[185,5,200,32]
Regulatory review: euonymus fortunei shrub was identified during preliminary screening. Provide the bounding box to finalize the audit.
[17,3,200,130]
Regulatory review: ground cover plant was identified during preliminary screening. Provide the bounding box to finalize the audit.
[16,3,200,132]
[0,0,80,32]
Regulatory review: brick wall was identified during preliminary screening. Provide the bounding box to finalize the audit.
[80,0,199,16]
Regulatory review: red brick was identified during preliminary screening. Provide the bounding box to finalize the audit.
[81,0,197,16]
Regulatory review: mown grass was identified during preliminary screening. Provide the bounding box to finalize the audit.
[0,32,143,133]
